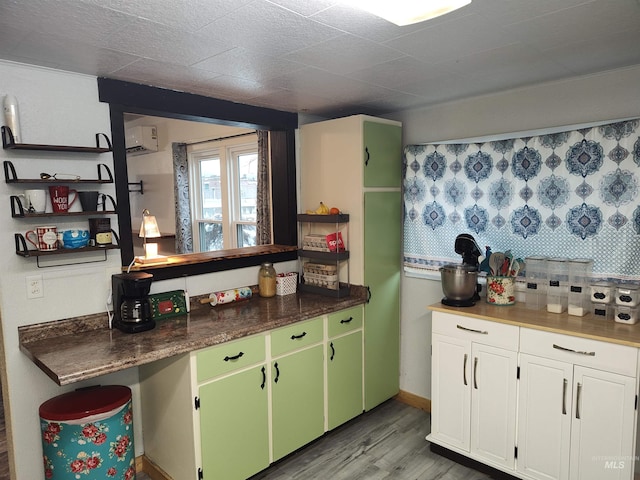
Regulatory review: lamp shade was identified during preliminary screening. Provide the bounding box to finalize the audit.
[139,209,161,239]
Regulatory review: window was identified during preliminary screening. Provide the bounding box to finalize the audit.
[190,137,259,251]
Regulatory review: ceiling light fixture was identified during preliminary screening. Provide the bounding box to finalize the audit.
[342,0,471,26]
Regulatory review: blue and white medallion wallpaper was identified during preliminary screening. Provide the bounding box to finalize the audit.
[403,118,640,282]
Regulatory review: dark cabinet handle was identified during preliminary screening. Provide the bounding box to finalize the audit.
[340,316,353,324]
[291,332,307,340]
[473,356,478,389]
[274,362,280,383]
[365,146,370,166]
[553,343,595,356]
[224,351,244,362]
[260,366,266,390]
[463,353,468,386]
[330,342,335,361]
[366,286,372,303]
[619,294,633,303]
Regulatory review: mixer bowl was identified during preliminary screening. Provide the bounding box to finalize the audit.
[440,264,478,301]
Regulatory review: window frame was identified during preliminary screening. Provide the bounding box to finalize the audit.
[99,77,298,281]
[189,136,260,251]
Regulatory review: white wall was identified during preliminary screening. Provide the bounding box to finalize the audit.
[0,60,296,479]
[388,65,640,401]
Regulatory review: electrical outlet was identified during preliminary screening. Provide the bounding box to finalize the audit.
[26,274,43,299]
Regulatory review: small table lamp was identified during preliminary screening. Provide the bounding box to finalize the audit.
[138,208,162,262]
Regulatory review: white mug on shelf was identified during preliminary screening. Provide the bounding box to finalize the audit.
[25,189,47,213]
[17,189,47,214]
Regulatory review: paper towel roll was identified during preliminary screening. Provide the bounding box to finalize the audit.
[204,287,252,306]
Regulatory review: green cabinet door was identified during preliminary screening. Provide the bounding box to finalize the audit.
[199,365,269,480]
[327,331,363,430]
[363,121,402,188]
[271,345,324,461]
[364,191,401,410]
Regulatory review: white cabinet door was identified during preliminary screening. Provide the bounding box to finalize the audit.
[569,366,636,480]
[470,342,518,470]
[517,353,573,480]
[431,333,471,451]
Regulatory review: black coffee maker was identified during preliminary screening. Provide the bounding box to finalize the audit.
[112,272,154,333]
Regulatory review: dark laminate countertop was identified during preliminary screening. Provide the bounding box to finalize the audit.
[19,286,368,386]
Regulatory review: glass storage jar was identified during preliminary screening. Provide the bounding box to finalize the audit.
[258,262,277,297]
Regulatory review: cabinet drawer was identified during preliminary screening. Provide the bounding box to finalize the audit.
[519,328,638,377]
[271,317,323,357]
[328,306,363,338]
[432,312,519,350]
[196,335,266,383]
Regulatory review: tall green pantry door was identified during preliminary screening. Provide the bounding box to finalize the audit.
[363,120,402,410]
[364,191,401,410]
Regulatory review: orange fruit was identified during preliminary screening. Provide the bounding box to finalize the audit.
[329,207,340,215]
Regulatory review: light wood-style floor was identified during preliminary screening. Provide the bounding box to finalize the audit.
[137,399,490,480]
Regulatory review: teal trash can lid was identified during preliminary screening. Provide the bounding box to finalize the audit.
[39,385,131,422]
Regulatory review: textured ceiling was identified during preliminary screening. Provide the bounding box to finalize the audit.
[1,0,640,117]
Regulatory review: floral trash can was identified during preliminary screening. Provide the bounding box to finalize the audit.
[39,385,135,479]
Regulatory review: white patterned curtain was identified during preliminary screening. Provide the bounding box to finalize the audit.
[403,118,640,282]
[172,142,193,253]
[256,130,272,245]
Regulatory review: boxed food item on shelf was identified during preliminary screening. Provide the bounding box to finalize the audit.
[301,232,345,252]
[303,263,338,289]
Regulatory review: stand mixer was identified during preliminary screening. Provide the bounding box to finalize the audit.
[440,234,483,306]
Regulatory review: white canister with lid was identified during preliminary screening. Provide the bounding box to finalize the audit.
[615,284,640,307]
[615,305,639,324]
[590,282,613,304]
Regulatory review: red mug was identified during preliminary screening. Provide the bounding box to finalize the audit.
[48,185,78,213]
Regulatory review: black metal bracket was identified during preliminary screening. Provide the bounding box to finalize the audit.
[128,180,144,194]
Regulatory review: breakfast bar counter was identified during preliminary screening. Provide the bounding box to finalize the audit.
[19,286,369,386]
[429,301,640,347]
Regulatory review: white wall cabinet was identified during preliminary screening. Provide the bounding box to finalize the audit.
[431,312,518,470]
[430,311,639,480]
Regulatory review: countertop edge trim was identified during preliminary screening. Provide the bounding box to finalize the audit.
[428,304,640,348]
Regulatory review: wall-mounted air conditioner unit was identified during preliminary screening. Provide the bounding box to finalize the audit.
[125,126,158,156]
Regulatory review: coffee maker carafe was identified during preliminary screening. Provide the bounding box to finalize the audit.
[112,272,154,333]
